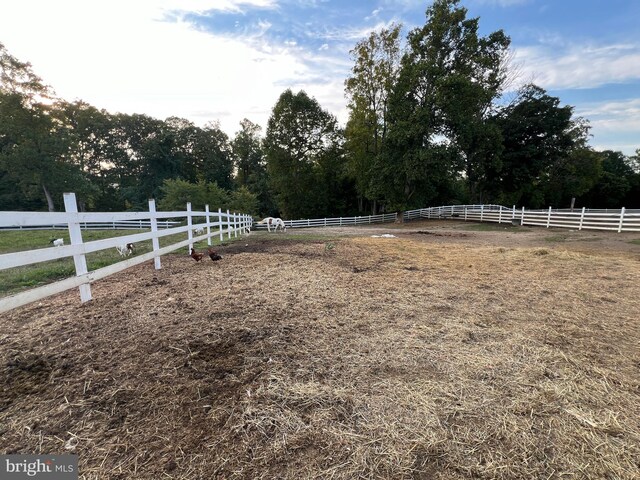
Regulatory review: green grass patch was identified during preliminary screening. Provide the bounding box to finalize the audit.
[629,239,640,245]
[0,228,244,296]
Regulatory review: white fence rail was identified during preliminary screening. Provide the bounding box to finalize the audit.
[253,204,639,233]
[403,205,640,232]
[0,193,252,313]
[252,212,398,230]
[0,219,179,231]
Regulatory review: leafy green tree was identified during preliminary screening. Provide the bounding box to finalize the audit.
[0,43,94,211]
[264,89,346,218]
[424,0,511,202]
[376,0,509,211]
[228,185,259,215]
[0,42,51,101]
[232,119,264,187]
[157,178,229,211]
[493,84,587,208]
[577,150,636,208]
[544,147,601,208]
[195,122,233,190]
[0,91,93,211]
[344,24,403,213]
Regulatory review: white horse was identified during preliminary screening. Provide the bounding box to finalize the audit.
[258,217,287,232]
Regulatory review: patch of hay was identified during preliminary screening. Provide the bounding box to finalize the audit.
[1,234,639,479]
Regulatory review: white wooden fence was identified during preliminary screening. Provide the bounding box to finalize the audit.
[253,204,639,233]
[0,193,252,313]
[0,219,179,230]
[252,212,397,230]
[404,205,640,232]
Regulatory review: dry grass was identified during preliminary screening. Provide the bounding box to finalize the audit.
[1,227,639,479]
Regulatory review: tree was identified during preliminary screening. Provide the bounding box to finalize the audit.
[0,91,94,211]
[544,147,601,208]
[494,84,588,207]
[232,119,263,187]
[192,122,234,190]
[376,0,509,211]
[577,150,636,208]
[0,42,51,101]
[0,43,92,211]
[157,178,229,211]
[228,185,259,216]
[344,24,403,213]
[264,89,346,218]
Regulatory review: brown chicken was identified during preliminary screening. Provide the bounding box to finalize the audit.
[190,248,205,262]
[207,247,222,261]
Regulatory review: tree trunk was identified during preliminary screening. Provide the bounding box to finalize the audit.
[42,184,55,212]
[372,199,377,215]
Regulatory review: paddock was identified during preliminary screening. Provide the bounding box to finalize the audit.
[1,220,639,479]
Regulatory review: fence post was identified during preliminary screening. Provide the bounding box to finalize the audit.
[464,207,467,221]
[340,217,342,226]
[546,206,552,228]
[578,207,585,231]
[63,193,91,303]
[205,205,212,246]
[512,205,515,219]
[218,208,224,242]
[187,202,193,253]
[480,205,484,222]
[227,209,232,240]
[618,207,626,233]
[498,206,502,224]
[232,212,237,238]
[521,206,525,226]
[149,199,161,270]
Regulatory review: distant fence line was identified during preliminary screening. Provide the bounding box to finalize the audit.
[254,204,639,233]
[0,193,252,313]
[252,212,397,230]
[406,205,640,232]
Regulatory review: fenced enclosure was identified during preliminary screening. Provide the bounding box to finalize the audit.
[252,212,397,230]
[0,193,251,313]
[255,204,639,233]
[405,205,640,232]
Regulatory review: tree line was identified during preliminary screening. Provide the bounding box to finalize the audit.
[1,0,638,218]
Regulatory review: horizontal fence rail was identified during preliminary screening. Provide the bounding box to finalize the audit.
[252,205,638,234]
[403,205,640,233]
[0,219,179,231]
[252,213,398,230]
[0,193,252,313]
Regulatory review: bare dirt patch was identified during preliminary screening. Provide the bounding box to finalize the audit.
[1,220,639,479]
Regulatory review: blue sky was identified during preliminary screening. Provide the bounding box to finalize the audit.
[1,0,638,154]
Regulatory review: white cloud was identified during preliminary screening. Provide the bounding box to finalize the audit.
[0,0,347,137]
[512,43,640,90]
[577,99,640,132]
[574,99,640,155]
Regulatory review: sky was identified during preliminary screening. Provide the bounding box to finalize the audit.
[1,0,638,155]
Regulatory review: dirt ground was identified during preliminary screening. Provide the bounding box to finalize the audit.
[1,219,639,479]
